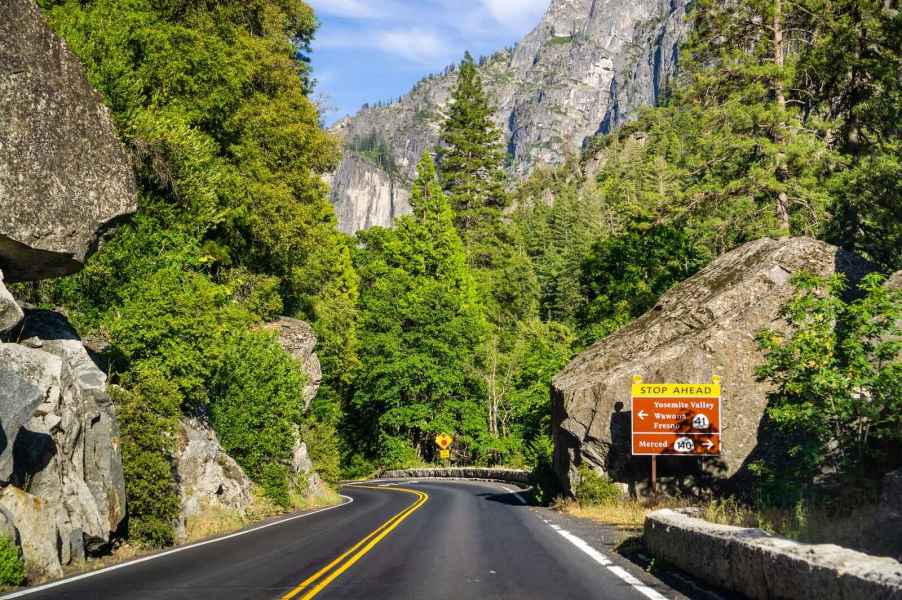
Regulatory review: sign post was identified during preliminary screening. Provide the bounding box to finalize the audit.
[630,375,722,496]
[435,433,453,464]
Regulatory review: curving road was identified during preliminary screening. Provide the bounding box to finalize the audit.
[4,480,683,600]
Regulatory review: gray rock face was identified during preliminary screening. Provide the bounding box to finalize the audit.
[645,508,902,600]
[266,317,322,410]
[0,0,137,281]
[291,439,328,498]
[872,469,902,560]
[330,0,688,233]
[551,237,872,495]
[0,344,60,482]
[327,154,412,235]
[175,418,253,543]
[0,270,24,333]
[0,311,126,578]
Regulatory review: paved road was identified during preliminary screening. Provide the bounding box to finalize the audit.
[5,480,679,600]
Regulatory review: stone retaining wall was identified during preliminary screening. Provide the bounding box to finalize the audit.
[644,509,902,600]
[379,468,530,485]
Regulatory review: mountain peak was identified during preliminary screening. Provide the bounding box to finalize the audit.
[329,0,689,234]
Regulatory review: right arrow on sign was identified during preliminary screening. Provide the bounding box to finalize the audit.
[703,440,715,450]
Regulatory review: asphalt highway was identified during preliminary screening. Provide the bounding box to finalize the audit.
[5,480,678,600]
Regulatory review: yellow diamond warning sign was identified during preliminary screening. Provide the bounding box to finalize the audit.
[435,433,453,450]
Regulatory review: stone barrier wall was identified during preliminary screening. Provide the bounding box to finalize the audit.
[644,508,902,600]
[379,468,530,485]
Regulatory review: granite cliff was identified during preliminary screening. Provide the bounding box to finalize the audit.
[329,0,689,233]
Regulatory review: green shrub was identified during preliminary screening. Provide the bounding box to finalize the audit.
[575,465,621,506]
[378,436,421,470]
[0,535,25,586]
[210,330,305,507]
[300,419,342,485]
[755,272,901,501]
[526,435,559,505]
[112,367,181,548]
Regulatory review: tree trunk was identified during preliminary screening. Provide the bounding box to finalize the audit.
[773,0,791,234]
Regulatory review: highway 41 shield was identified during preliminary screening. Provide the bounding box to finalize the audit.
[630,375,722,456]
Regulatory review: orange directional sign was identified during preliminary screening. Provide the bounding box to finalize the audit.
[630,376,722,456]
[435,433,453,450]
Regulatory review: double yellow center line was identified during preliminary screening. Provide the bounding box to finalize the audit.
[281,485,429,600]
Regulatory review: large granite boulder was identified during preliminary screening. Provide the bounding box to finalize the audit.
[551,237,872,495]
[175,418,253,542]
[0,270,24,333]
[265,317,322,411]
[1,311,126,576]
[0,344,59,482]
[0,0,137,281]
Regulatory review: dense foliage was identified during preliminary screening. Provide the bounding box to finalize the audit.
[755,273,901,504]
[32,0,351,545]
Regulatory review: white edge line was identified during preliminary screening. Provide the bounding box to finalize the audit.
[1,495,355,599]
[555,530,611,566]
[607,565,669,600]
[550,524,669,600]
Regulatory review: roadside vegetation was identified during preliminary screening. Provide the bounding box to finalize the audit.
[16,0,899,560]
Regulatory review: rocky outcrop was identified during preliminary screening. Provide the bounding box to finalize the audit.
[326,154,412,235]
[0,310,126,578]
[380,468,530,485]
[291,439,328,498]
[0,0,137,281]
[175,418,253,542]
[551,237,872,495]
[645,508,902,600]
[330,0,688,233]
[0,270,24,333]
[266,317,322,411]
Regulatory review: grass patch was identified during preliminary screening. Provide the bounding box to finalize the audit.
[702,496,881,551]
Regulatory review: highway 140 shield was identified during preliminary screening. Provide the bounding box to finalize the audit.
[630,375,722,456]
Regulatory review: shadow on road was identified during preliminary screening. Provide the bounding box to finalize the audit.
[475,491,531,507]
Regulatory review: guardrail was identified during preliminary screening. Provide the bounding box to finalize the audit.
[644,508,902,600]
[379,467,530,485]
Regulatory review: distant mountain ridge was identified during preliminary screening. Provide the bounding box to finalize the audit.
[327,0,689,234]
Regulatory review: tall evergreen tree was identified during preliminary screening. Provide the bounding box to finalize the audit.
[439,52,509,230]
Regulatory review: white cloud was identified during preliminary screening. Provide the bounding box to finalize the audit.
[315,26,453,65]
[481,0,548,34]
[374,28,452,63]
[307,0,384,19]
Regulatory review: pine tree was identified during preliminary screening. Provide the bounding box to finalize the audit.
[439,52,509,231]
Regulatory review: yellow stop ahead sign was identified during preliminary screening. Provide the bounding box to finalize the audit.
[435,433,453,450]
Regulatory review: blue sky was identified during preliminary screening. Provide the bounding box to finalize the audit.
[307,0,549,125]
